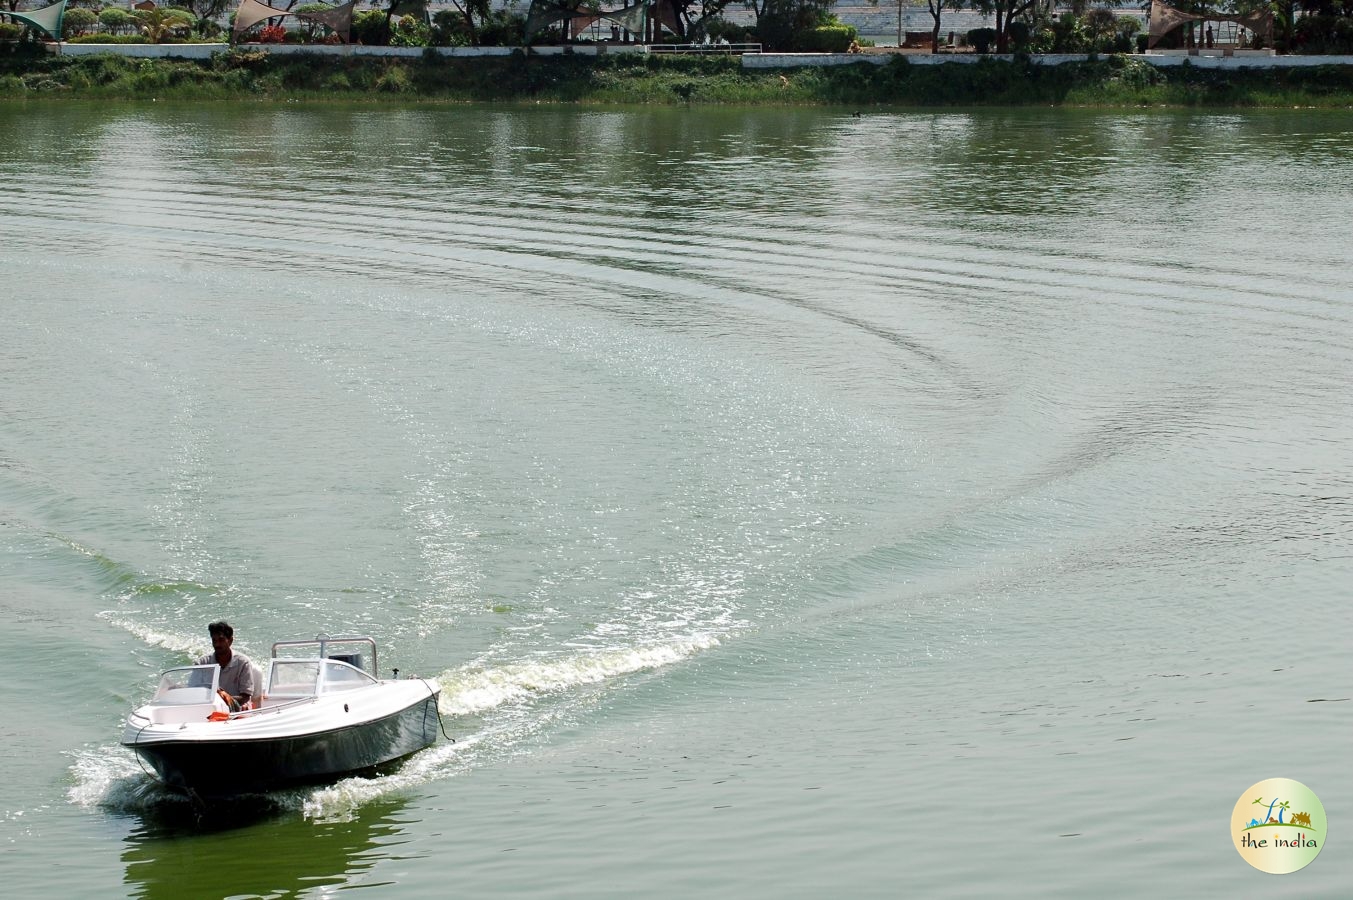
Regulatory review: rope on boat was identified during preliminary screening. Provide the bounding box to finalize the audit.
[130,721,162,783]
[420,678,455,743]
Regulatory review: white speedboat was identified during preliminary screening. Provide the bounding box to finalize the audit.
[122,636,441,797]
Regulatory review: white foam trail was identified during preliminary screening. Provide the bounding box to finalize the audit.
[99,612,204,658]
[301,635,721,819]
[298,696,580,821]
[66,746,179,812]
[438,634,720,716]
[300,734,480,822]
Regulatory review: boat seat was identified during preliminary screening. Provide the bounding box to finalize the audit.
[144,703,219,725]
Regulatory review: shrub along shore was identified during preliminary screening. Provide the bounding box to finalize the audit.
[3,48,1353,107]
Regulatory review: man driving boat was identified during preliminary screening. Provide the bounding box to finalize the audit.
[198,620,262,711]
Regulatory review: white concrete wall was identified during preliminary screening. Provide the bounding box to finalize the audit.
[520,45,648,56]
[742,52,1353,70]
[743,53,1091,68]
[56,43,652,59]
[440,46,519,57]
[57,43,226,59]
[49,43,1353,70]
[261,43,422,58]
[1148,49,1276,57]
[1143,53,1353,68]
[742,53,886,68]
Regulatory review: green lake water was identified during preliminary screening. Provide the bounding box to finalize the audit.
[1,102,1351,897]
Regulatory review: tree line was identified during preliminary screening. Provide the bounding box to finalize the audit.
[5,0,1352,54]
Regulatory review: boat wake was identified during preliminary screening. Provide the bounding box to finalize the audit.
[99,612,210,657]
[437,634,720,715]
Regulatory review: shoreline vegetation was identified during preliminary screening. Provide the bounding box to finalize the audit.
[4,49,1353,107]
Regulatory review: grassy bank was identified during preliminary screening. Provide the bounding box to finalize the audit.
[3,48,1353,107]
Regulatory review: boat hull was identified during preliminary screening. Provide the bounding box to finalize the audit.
[128,693,439,796]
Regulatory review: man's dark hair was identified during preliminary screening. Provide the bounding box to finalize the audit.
[208,620,234,640]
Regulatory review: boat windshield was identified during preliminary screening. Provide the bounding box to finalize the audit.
[322,659,377,691]
[269,660,321,697]
[267,658,377,697]
[152,665,219,705]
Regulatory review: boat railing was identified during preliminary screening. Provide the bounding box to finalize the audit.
[272,635,378,678]
[230,694,316,719]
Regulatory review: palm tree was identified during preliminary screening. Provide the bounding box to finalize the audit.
[138,8,190,44]
[1260,796,1288,823]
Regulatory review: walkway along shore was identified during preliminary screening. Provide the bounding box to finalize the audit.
[43,42,1353,71]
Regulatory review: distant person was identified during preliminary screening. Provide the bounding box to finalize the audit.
[1205,25,1214,49]
[198,621,262,711]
